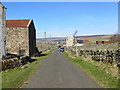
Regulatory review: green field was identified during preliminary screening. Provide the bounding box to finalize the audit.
[78,43,118,50]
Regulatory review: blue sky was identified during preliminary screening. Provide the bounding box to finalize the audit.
[3,2,118,38]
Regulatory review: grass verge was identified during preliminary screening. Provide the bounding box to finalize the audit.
[2,49,54,88]
[64,51,118,88]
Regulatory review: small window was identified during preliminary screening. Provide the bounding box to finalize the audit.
[102,41,104,44]
[19,50,25,56]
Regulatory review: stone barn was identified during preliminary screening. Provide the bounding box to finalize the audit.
[6,19,37,57]
[0,2,6,60]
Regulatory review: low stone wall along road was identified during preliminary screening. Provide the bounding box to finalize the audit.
[22,49,100,88]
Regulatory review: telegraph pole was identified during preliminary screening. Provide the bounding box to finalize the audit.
[73,30,78,57]
[44,32,46,50]
[44,32,46,39]
[75,34,78,57]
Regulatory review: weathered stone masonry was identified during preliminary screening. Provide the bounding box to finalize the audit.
[0,2,6,60]
[6,19,37,57]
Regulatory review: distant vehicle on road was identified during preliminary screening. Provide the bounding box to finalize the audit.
[59,47,64,52]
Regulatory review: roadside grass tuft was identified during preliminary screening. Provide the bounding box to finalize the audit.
[2,49,54,88]
[64,51,118,88]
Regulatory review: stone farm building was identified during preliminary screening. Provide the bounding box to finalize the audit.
[66,37,84,47]
[0,2,6,60]
[6,19,37,56]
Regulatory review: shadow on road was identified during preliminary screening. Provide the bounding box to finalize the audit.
[21,56,37,65]
[39,54,47,56]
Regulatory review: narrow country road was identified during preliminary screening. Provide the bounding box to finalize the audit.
[22,49,100,88]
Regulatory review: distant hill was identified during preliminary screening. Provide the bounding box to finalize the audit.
[77,34,113,42]
[36,34,113,42]
[36,37,67,41]
[76,34,112,38]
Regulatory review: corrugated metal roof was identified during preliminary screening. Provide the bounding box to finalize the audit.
[77,40,83,44]
[6,19,32,28]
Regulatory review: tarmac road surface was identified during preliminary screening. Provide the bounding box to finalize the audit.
[22,49,101,88]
